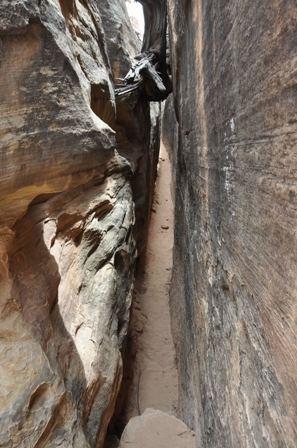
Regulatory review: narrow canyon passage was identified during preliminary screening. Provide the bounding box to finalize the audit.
[123,141,179,420]
[1,1,297,446]
[104,140,197,447]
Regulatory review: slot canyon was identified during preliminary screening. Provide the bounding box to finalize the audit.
[1,1,297,447]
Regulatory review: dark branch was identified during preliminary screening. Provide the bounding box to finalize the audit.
[115,0,172,102]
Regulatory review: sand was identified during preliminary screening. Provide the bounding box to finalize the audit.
[120,141,178,421]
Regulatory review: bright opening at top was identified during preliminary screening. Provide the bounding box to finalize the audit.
[125,0,144,36]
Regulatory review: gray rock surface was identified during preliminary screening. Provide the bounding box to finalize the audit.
[0,1,159,447]
[165,0,297,447]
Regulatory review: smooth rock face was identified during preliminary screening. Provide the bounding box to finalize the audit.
[166,0,297,447]
[4,160,135,448]
[120,408,196,448]
[0,1,159,447]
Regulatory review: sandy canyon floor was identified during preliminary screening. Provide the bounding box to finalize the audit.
[125,142,178,418]
[106,143,196,448]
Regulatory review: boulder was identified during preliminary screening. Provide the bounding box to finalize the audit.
[120,408,196,448]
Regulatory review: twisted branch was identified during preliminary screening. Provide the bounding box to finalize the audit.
[115,0,172,101]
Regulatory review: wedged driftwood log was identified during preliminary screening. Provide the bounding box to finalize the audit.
[115,0,172,101]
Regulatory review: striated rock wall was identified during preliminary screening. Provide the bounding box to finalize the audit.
[165,0,297,447]
[0,1,159,447]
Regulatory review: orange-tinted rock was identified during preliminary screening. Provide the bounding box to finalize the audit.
[0,1,159,447]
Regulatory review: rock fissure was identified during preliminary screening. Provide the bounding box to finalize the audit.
[105,142,196,448]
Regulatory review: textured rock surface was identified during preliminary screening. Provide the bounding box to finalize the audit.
[0,1,159,447]
[166,0,297,447]
[99,0,160,253]
[120,408,196,448]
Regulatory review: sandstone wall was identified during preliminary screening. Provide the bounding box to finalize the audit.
[165,0,297,447]
[0,1,159,447]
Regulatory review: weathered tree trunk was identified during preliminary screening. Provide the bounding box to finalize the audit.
[116,0,172,101]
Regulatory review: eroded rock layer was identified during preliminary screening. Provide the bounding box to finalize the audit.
[0,1,159,447]
[165,0,297,447]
